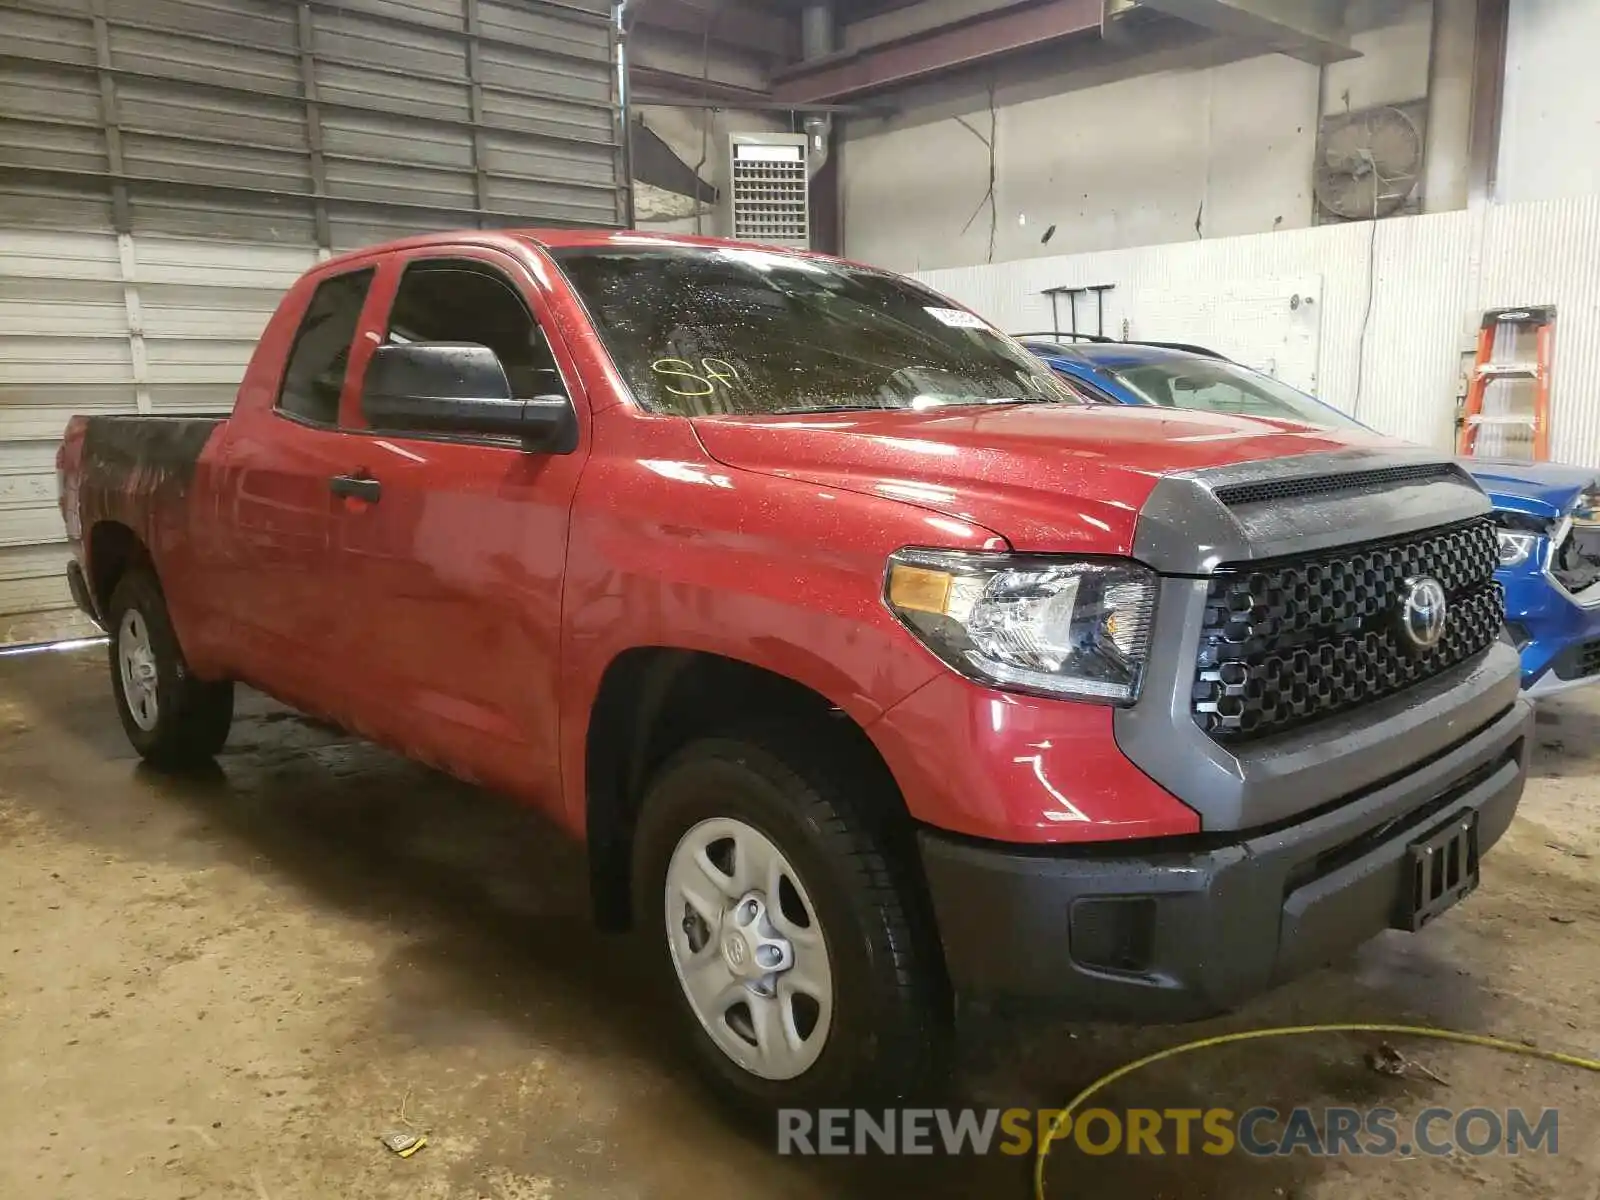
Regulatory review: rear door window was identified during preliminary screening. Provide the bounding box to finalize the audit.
[276,269,375,425]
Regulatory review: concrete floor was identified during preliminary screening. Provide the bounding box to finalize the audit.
[2,647,1597,1200]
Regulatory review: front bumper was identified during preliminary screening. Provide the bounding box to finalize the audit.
[1524,639,1600,698]
[1500,544,1600,696]
[918,698,1531,1020]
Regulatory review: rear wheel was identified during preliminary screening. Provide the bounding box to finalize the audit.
[633,731,948,1111]
[107,569,233,766]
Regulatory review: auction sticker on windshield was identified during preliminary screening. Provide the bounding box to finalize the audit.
[924,307,991,329]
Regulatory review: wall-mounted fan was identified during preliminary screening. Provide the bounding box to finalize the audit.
[1313,105,1424,222]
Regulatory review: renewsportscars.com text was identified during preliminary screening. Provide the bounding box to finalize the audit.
[777,1106,1560,1158]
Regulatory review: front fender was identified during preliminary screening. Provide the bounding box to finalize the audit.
[556,409,1009,833]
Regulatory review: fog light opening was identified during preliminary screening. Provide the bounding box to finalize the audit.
[1069,896,1157,974]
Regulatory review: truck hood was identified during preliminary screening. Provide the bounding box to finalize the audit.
[1462,458,1598,522]
[691,404,1399,553]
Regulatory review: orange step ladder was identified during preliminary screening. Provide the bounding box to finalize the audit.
[1457,305,1555,461]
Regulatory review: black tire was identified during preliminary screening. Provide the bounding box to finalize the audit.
[632,727,950,1113]
[106,568,234,767]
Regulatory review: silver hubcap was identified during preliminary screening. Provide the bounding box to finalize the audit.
[117,609,159,732]
[664,817,834,1081]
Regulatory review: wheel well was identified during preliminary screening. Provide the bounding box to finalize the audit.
[88,521,150,616]
[584,648,911,931]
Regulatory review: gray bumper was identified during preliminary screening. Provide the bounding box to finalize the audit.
[920,698,1531,1019]
[1118,445,1515,833]
[1118,607,1525,831]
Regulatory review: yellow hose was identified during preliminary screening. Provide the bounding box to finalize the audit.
[1035,1023,1600,1199]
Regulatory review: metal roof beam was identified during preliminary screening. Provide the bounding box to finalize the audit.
[628,64,777,105]
[770,0,1103,103]
[630,0,799,60]
[1136,0,1359,63]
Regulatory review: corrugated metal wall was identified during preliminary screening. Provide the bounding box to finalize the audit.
[1475,198,1600,466]
[917,198,1600,469]
[0,0,623,642]
[2,0,623,242]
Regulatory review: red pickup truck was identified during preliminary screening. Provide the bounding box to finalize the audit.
[59,230,1530,1110]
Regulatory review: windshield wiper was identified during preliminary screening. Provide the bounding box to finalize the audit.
[765,397,1066,416]
[923,396,1067,409]
[767,404,893,416]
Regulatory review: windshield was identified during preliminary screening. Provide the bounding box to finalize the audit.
[551,245,1081,417]
[1109,359,1366,431]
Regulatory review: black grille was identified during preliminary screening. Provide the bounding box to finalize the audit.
[1212,463,1466,508]
[1554,637,1600,682]
[1193,518,1503,742]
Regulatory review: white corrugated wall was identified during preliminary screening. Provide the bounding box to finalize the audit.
[0,229,128,645]
[917,197,1600,468]
[0,0,625,644]
[0,230,315,643]
[1476,197,1600,466]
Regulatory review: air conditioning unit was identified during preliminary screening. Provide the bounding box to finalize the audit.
[725,133,810,248]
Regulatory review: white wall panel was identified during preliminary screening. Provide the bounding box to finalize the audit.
[0,229,313,642]
[1498,0,1600,206]
[1129,275,1324,395]
[917,198,1600,468]
[1475,197,1600,466]
[0,231,129,640]
[918,220,1383,419]
[841,0,1457,271]
[0,0,624,643]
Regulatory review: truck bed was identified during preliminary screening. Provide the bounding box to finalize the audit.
[61,414,230,599]
[77,414,227,491]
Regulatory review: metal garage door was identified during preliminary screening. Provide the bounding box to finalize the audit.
[0,0,624,643]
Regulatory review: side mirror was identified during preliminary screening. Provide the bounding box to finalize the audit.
[361,342,578,453]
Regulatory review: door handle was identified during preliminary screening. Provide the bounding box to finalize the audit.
[329,473,381,503]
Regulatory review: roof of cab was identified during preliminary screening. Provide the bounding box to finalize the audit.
[317,228,854,270]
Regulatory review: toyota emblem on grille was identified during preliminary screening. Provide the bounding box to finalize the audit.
[1399,576,1449,651]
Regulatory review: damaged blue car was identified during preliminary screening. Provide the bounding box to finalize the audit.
[1024,336,1600,697]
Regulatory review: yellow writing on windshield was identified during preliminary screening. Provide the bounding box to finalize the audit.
[652,357,742,397]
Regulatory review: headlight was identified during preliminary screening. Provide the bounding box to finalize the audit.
[1573,486,1600,528]
[884,550,1157,704]
[1496,529,1539,567]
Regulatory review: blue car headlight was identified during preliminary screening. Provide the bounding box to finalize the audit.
[1497,529,1539,567]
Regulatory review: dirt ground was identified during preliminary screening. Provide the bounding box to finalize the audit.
[1,647,1597,1200]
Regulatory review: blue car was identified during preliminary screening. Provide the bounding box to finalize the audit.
[1023,336,1600,697]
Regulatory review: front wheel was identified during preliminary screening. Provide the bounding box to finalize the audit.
[633,732,948,1111]
[664,814,836,1082]
[107,569,234,767]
